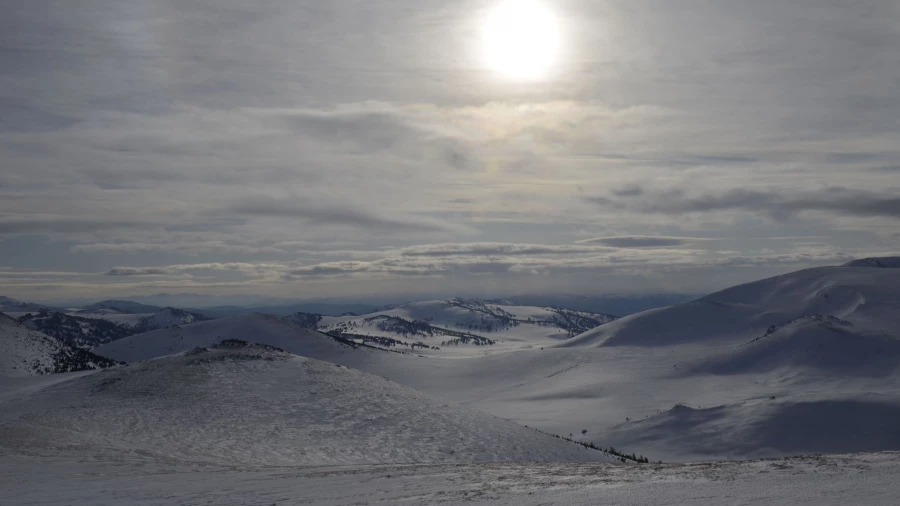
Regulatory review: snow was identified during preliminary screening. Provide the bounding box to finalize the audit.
[3,261,900,503]
[0,343,615,467]
[93,313,363,363]
[85,263,900,462]
[310,298,617,354]
[563,264,900,347]
[5,339,899,504]
[0,314,65,378]
[842,256,900,268]
[0,314,117,377]
[79,300,162,314]
[72,311,155,327]
[71,306,208,333]
[2,452,899,505]
[132,307,206,331]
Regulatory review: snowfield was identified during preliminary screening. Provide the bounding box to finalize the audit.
[3,340,899,504]
[0,343,615,466]
[2,452,899,505]
[85,261,900,462]
[3,259,900,503]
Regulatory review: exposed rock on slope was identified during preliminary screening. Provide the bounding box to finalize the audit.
[0,313,118,377]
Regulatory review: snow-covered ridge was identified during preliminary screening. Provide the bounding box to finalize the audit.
[93,313,364,363]
[0,295,60,314]
[561,264,900,347]
[0,313,118,377]
[17,311,134,350]
[67,306,209,333]
[842,256,900,268]
[79,300,163,314]
[0,342,618,466]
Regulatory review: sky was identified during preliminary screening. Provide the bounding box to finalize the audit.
[1,0,899,303]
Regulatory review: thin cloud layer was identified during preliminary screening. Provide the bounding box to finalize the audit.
[0,0,898,300]
[576,236,703,248]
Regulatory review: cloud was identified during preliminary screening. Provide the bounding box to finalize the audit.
[2,0,899,300]
[0,215,151,236]
[589,187,900,221]
[576,236,703,248]
[73,241,285,255]
[105,267,177,276]
[398,243,614,257]
[229,198,471,234]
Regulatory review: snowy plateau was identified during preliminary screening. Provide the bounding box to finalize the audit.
[2,258,900,505]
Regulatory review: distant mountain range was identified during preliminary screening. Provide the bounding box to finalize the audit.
[283,297,619,351]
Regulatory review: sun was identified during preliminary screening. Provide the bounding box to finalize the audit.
[482,0,561,80]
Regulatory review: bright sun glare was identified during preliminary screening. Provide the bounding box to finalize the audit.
[482,0,561,80]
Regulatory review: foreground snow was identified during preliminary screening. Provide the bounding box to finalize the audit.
[2,452,898,505]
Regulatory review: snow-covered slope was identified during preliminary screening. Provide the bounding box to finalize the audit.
[0,341,615,466]
[692,315,900,378]
[133,307,208,332]
[72,306,209,333]
[0,313,118,377]
[17,311,134,350]
[93,313,364,363]
[562,264,900,347]
[292,298,617,352]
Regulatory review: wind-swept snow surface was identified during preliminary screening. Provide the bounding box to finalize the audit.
[2,452,899,505]
[0,342,614,466]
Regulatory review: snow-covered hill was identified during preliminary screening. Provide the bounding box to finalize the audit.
[132,307,208,332]
[288,298,617,352]
[562,262,900,347]
[0,313,118,377]
[0,341,616,466]
[93,313,366,363]
[17,311,134,350]
[692,315,900,378]
[72,306,210,333]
